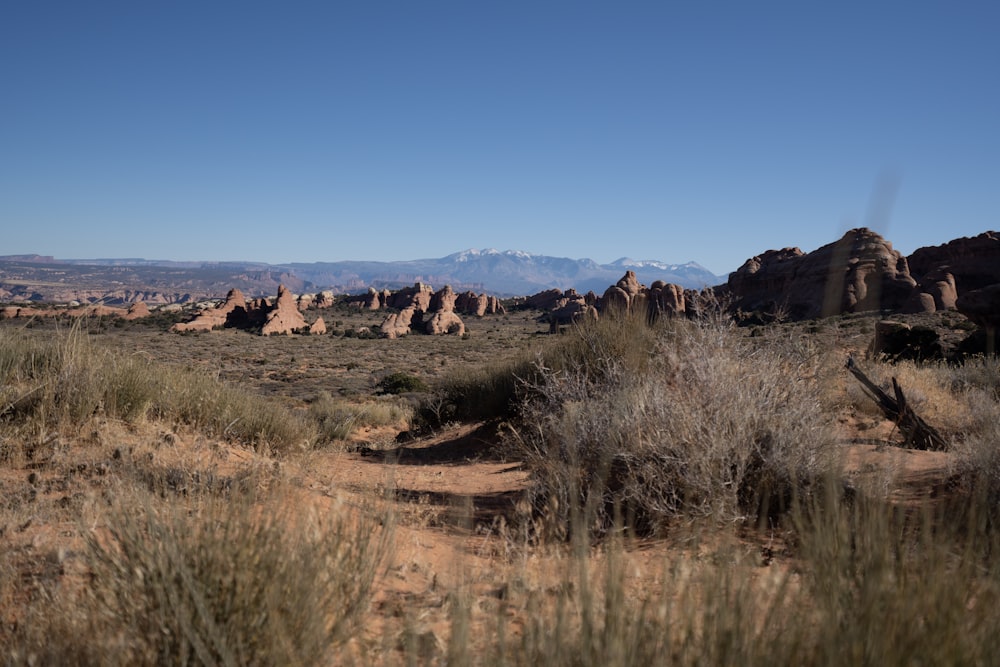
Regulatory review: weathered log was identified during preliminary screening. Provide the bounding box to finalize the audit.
[846,356,948,451]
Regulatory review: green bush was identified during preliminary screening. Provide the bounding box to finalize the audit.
[376,371,428,395]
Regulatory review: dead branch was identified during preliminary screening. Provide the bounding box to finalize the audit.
[845,356,948,451]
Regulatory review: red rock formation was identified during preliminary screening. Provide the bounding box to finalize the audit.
[124,302,151,320]
[380,307,420,339]
[425,311,465,336]
[308,316,327,335]
[908,232,1000,293]
[649,280,686,316]
[727,228,917,320]
[456,291,489,317]
[313,291,336,309]
[171,289,249,333]
[429,285,458,313]
[261,285,308,335]
[524,289,566,311]
[385,283,433,311]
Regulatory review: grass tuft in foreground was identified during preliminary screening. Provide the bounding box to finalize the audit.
[6,487,392,665]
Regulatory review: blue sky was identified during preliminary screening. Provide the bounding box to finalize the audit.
[2,1,997,276]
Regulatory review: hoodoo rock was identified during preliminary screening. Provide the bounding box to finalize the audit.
[429,285,458,313]
[171,289,249,332]
[380,307,420,339]
[385,283,433,311]
[261,285,308,335]
[600,271,646,315]
[456,291,489,316]
[425,311,466,336]
[308,316,327,335]
[650,281,686,317]
[727,228,917,320]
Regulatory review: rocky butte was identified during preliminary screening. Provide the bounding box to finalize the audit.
[720,228,1000,322]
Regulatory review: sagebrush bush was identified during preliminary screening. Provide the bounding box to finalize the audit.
[427,313,659,425]
[510,318,837,536]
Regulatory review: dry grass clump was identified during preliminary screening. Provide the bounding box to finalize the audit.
[448,488,1000,666]
[510,317,837,537]
[309,390,414,443]
[427,314,661,425]
[844,355,1000,472]
[0,326,314,456]
[6,487,392,666]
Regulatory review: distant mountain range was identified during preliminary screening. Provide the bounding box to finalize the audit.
[0,250,724,303]
[282,249,723,296]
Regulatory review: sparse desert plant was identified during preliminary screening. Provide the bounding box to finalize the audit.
[845,356,1000,444]
[0,325,314,456]
[7,488,392,665]
[376,371,429,395]
[510,318,837,537]
[309,390,413,443]
[426,312,659,425]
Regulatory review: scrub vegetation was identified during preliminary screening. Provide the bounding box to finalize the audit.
[1,307,998,665]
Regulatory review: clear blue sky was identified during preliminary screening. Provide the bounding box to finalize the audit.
[2,1,997,276]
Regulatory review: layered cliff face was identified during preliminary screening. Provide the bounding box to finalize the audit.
[907,232,1000,293]
[726,229,917,320]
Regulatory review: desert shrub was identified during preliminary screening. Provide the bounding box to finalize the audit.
[510,319,837,537]
[426,312,660,425]
[376,371,428,395]
[6,489,391,665]
[426,354,540,424]
[309,390,413,443]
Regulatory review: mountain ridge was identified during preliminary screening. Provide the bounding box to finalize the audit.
[0,250,724,302]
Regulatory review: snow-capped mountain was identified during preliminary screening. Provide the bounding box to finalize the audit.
[283,250,724,296]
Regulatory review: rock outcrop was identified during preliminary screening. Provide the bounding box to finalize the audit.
[171,289,249,333]
[429,285,458,313]
[908,232,1000,293]
[600,271,643,314]
[261,285,309,336]
[385,283,433,311]
[727,228,917,320]
[378,284,467,338]
[308,316,327,335]
[649,280,686,317]
[425,311,465,336]
[124,301,151,320]
[380,307,420,339]
[547,300,598,333]
[957,284,1000,354]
